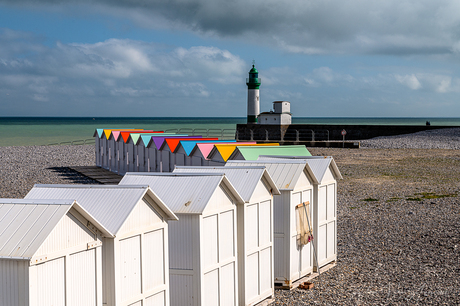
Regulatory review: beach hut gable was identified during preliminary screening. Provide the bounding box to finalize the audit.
[25,185,177,237]
[0,199,107,306]
[25,185,177,306]
[172,166,278,305]
[203,182,235,216]
[292,169,314,192]
[33,207,102,262]
[248,176,272,204]
[119,173,245,306]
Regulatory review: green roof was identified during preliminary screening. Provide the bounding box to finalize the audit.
[249,65,258,74]
[235,145,311,161]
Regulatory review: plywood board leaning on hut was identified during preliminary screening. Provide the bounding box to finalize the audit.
[0,199,110,306]
[258,155,343,269]
[119,173,245,306]
[226,160,318,288]
[173,166,281,306]
[25,185,178,306]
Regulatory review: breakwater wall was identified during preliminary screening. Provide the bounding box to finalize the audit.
[236,124,455,141]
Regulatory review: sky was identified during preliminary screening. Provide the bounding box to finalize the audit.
[1,0,460,117]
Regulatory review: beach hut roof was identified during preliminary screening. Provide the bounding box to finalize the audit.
[166,138,218,152]
[120,173,245,214]
[226,159,319,189]
[93,128,140,138]
[158,136,204,150]
[0,199,109,259]
[190,142,255,159]
[179,140,237,156]
[122,131,163,143]
[25,185,178,237]
[173,166,280,201]
[229,145,311,161]
[149,135,189,149]
[139,134,184,148]
[105,129,144,140]
[258,155,343,181]
[208,143,279,162]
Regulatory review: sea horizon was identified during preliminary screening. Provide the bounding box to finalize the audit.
[1,116,460,147]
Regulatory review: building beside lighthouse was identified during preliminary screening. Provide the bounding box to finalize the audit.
[246,64,292,125]
[259,101,292,125]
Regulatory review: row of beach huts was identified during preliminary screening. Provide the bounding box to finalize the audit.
[1,129,342,306]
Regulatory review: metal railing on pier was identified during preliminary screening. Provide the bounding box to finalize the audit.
[238,129,330,142]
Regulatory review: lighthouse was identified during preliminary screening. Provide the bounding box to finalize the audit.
[246,64,261,124]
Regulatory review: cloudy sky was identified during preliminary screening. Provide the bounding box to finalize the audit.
[1,0,460,117]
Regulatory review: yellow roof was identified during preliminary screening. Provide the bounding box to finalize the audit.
[213,143,279,161]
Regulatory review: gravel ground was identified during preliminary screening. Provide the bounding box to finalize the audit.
[1,128,459,305]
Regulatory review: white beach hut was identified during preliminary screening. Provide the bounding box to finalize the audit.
[25,185,178,306]
[0,198,110,306]
[138,134,188,173]
[173,166,280,306]
[226,160,319,288]
[258,155,343,269]
[119,173,245,306]
[94,128,104,167]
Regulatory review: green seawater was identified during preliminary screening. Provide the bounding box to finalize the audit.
[1,117,460,147]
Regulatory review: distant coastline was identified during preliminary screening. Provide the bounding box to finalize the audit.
[1,117,460,147]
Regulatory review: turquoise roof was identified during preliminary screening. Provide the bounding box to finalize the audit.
[180,140,236,156]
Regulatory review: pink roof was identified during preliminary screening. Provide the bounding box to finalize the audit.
[195,142,256,160]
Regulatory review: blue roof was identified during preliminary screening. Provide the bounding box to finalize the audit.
[180,140,237,155]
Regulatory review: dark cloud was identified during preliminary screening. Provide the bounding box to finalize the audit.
[3,0,460,55]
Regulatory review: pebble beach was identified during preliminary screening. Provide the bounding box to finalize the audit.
[1,128,459,305]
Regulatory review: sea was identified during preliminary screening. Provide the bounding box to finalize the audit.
[1,117,460,147]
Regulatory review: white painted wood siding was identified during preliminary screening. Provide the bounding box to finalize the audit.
[316,183,337,267]
[273,186,313,285]
[241,198,273,306]
[116,197,170,306]
[120,235,142,302]
[35,257,65,306]
[0,259,28,306]
[68,248,98,306]
[34,212,96,258]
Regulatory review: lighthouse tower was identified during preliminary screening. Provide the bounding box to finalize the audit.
[246,64,261,124]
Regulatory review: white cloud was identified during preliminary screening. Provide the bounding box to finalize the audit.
[0,30,244,115]
[395,74,422,90]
